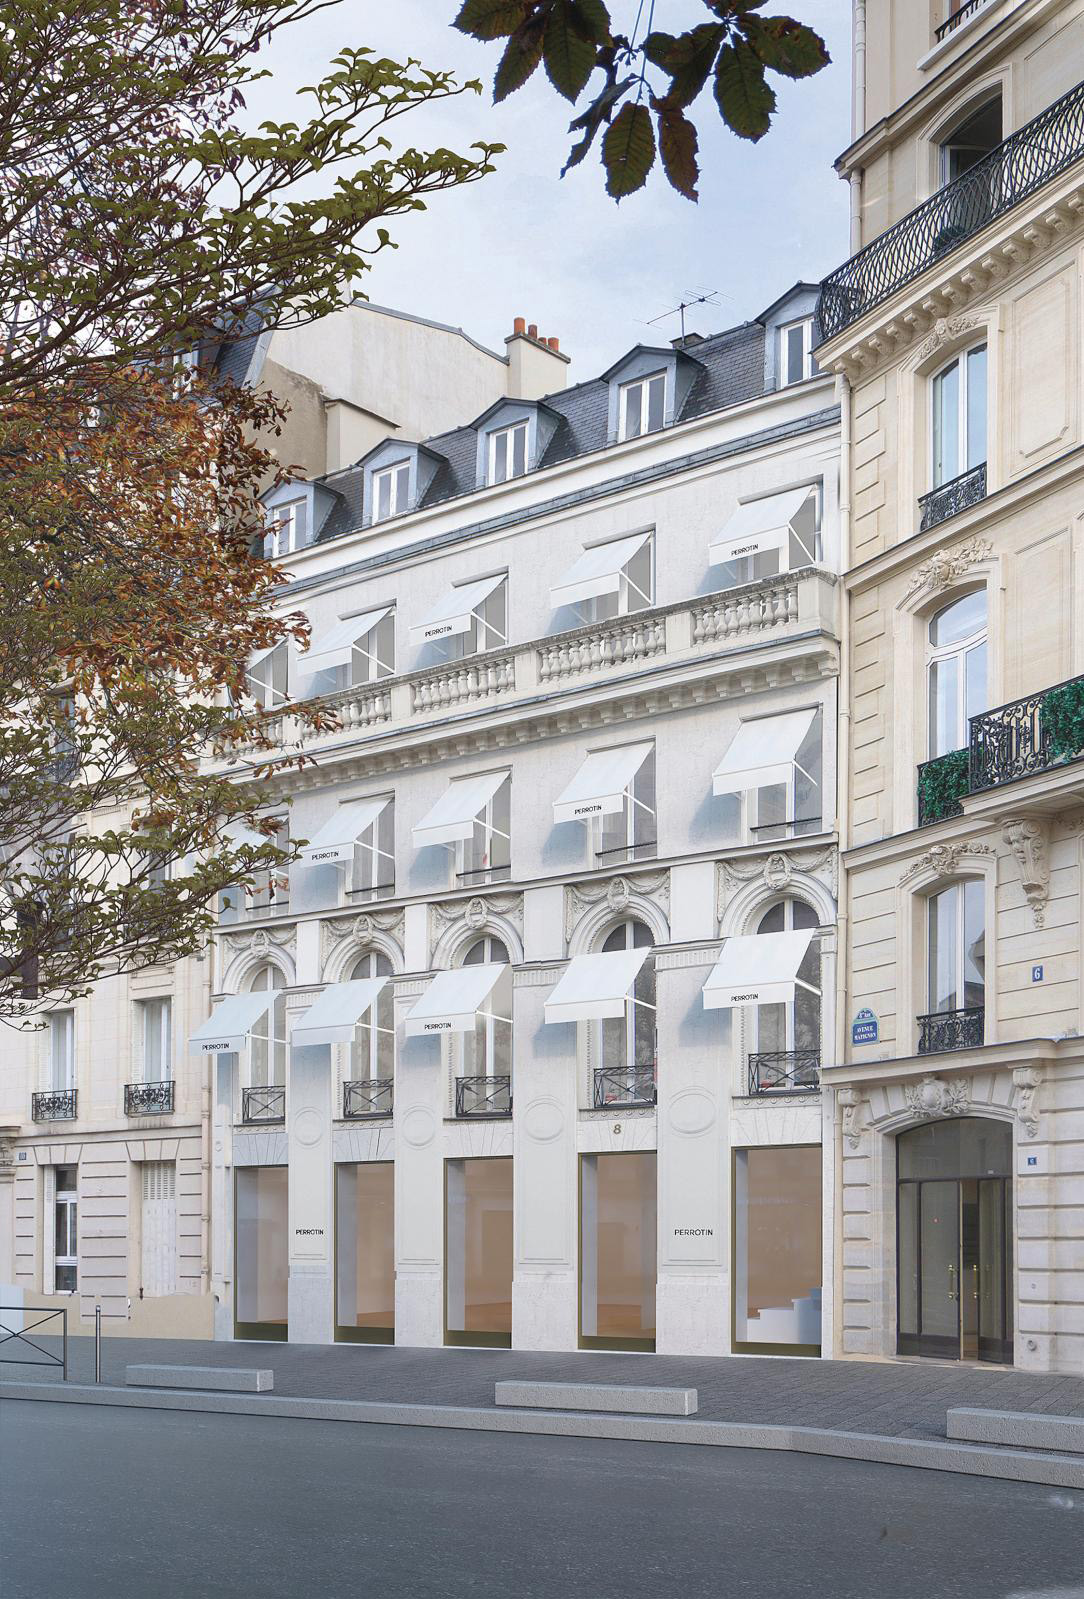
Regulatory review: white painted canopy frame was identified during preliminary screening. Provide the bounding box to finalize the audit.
[405,964,511,1038]
[553,742,654,826]
[544,947,653,1025]
[550,531,653,612]
[291,977,390,1048]
[299,607,393,678]
[702,928,816,1009]
[409,573,506,647]
[188,991,275,1055]
[709,486,817,567]
[299,796,391,870]
[413,771,509,850]
[244,640,290,707]
[712,708,818,797]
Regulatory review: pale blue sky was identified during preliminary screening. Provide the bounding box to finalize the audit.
[256,1,853,378]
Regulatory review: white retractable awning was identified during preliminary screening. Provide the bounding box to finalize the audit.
[299,797,389,866]
[709,486,815,566]
[413,770,507,847]
[702,929,815,1010]
[300,608,392,676]
[553,743,653,824]
[405,964,507,1038]
[410,573,505,646]
[544,947,651,1025]
[247,640,284,672]
[712,708,817,796]
[189,991,273,1055]
[291,977,388,1048]
[550,531,652,609]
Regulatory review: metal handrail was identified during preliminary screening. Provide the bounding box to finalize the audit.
[31,1089,76,1122]
[343,1078,393,1120]
[0,1305,67,1379]
[968,668,1084,791]
[918,462,987,532]
[592,1065,657,1108]
[455,1075,512,1118]
[748,1050,821,1094]
[124,1081,174,1116]
[935,0,987,40]
[241,1084,286,1124]
[818,78,1084,341]
[917,1006,985,1054]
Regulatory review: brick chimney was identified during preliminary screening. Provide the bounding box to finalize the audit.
[505,315,570,398]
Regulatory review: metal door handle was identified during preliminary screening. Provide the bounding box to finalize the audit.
[947,1264,956,1301]
[972,1263,979,1301]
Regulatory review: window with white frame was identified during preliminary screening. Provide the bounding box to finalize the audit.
[139,996,172,1083]
[460,937,512,1079]
[448,576,508,660]
[264,499,308,560]
[54,1166,78,1292]
[748,709,823,843]
[597,746,656,865]
[245,642,289,710]
[487,421,528,485]
[345,611,395,686]
[931,344,987,488]
[778,319,813,387]
[372,460,411,523]
[349,951,395,1083]
[597,921,656,1094]
[50,693,79,783]
[927,880,985,1016]
[926,590,987,758]
[352,797,395,903]
[457,776,511,888]
[618,371,666,441]
[50,1009,75,1090]
[249,965,287,1087]
[939,96,1001,187]
[248,815,291,915]
[751,901,821,1079]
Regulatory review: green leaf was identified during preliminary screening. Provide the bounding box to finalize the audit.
[494,14,547,101]
[453,0,532,41]
[643,24,725,109]
[656,104,699,200]
[567,0,613,43]
[544,1,598,101]
[713,41,775,141]
[743,16,830,79]
[562,74,632,174]
[601,101,656,199]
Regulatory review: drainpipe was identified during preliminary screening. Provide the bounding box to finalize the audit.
[851,0,867,253]
[199,953,212,1296]
[831,368,854,1365]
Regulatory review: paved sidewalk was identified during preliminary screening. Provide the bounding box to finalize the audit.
[4,1335,1082,1443]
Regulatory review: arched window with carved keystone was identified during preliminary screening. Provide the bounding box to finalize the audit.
[750,900,821,1093]
[927,589,987,759]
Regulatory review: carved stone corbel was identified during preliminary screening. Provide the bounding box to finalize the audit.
[837,1086,867,1150]
[1002,818,1050,928]
[1012,1065,1043,1139]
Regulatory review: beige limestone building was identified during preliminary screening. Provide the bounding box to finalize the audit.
[818,0,1084,1371]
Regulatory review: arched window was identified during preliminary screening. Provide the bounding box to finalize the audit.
[927,590,987,758]
[599,921,656,1092]
[461,936,511,1079]
[753,901,820,1083]
[938,96,1001,186]
[931,344,986,488]
[927,880,985,1021]
[349,951,394,1082]
[248,964,286,1086]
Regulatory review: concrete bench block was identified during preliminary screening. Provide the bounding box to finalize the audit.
[947,1408,1084,1454]
[126,1364,273,1393]
[495,1380,697,1416]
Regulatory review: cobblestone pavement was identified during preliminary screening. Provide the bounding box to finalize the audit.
[5,1333,1083,1442]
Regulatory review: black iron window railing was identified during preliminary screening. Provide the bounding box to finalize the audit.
[241,1085,286,1124]
[592,1065,657,1108]
[917,1006,984,1055]
[917,749,970,826]
[970,670,1084,792]
[31,1089,76,1122]
[343,1078,393,1119]
[124,1081,174,1116]
[817,79,1084,341]
[455,1075,512,1118]
[935,0,987,40]
[918,462,987,532]
[748,1050,821,1094]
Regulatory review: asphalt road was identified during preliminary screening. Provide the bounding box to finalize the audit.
[2,1401,1082,1599]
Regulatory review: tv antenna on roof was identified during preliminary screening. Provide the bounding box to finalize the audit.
[646,288,726,343]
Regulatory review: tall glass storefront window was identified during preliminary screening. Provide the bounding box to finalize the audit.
[580,1151,657,1351]
[445,1157,513,1347]
[235,1166,288,1340]
[733,1145,821,1353]
[336,1162,394,1343]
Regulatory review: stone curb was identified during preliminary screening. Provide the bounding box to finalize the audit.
[4,1380,1083,1488]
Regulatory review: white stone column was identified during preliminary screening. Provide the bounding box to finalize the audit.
[393,979,444,1346]
[511,966,578,1351]
[286,1038,334,1344]
[210,1054,235,1341]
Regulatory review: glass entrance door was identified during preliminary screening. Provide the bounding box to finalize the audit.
[897,1118,1013,1363]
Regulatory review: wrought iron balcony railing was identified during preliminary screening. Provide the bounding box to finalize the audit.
[748,1050,821,1094]
[31,1089,76,1122]
[124,1081,174,1116]
[918,462,987,532]
[917,1006,984,1055]
[592,1065,657,1108]
[817,79,1084,341]
[935,0,988,40]
[969,670,1084,792]
[343,1078,393,1120]
[455,1075,512,1118]
[241,1084,286,1124]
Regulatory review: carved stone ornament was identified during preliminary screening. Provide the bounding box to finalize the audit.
[837,1086,866,1150]
[0,1134,15,1171]
[223,923,296,957]
[917,315,981,364]
[429,892,523,939]
[565,870,669,944]
[321,907,404,959]
[906,536,993,598]
[764,853,792,891]
[904,1073,971,1119]
[899,842,994,885]
[1002,818,1050,927]
[1012,1065,1043,1139]
[717,845,837,919]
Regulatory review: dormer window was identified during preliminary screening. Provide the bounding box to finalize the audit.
[373,461,411,523]
[619,372,666,441]
[264,499,308,560]
[488,421,528,485]
[779,319,813,387]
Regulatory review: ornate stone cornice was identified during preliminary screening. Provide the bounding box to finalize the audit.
[321,907,405,963]
[717,844,838,916]
[564,869,670,944]
[906,536,993,597]
[222,924,296,958]
[430,892,523,939]
[899,841,994,885]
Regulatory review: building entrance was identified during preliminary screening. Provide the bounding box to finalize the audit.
[896,1118,1012,1363]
